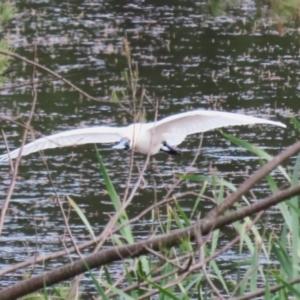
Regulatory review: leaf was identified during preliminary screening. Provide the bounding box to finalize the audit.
[67,195,96,242]
[222,132,290,182]
[101,280,136,300]
[148,279,180,300]
[95,146,134,244]
[276,276,300,297]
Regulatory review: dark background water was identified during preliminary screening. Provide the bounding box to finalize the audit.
[0,0,297,294]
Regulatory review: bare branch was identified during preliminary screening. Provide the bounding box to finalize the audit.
[206,140,300,220]
[0,180,299,300]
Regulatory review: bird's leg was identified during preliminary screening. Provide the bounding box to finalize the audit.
[160,141,182,156]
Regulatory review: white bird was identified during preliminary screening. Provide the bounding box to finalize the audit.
[0,110,286,162]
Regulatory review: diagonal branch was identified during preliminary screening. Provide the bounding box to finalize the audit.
[0,182,300,300]
[206,140,300,220]
[233,277,300,300]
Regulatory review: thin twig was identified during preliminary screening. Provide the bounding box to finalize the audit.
[0,45,39,236]
[206,140,300,221]
[233,278,300,300]
[0,75,74,92]
[138,211,264,300]
[0,49,113,103]
[1,181,299,300]
[0,192,195,277]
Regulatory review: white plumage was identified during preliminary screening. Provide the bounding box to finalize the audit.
[0,109,286,162]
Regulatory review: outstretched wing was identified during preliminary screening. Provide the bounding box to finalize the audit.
[153,110,286,146]
[0,126,126,162]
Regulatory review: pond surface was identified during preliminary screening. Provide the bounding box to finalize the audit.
[0,0,297,295]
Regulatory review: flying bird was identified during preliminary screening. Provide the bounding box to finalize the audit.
[0,110,286,162]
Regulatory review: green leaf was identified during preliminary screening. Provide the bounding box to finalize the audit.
[95,146,134,244]
[95,147,151,276]
[250,245,259,291]
[148,279,180,300]
[207,255,229,294]
[124,264,139,298]
[276,276,300,297]
[101,280,136,300]
[272,240,293,278]
[191,181,207,218]
[264,274,272,300]
[67,195,96,242]
[290,153,300,279]
[111,90,120,102]
[51,286,64,298]
[158,262,175,300]
[174,199,190,227]
[180,174,250,204]
[43,279,49,300]
[291,117,300,132]
[86,264,110,300]
[222,132,290,182]
[104,266,113,285]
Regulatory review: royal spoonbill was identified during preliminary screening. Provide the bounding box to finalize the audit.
[0,110,285,162]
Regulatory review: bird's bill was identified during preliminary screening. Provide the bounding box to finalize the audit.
[112,139,129,150]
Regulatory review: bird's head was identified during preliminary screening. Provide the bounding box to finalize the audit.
[112,138,131,151]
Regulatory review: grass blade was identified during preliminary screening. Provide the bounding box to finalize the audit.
[67,195,96,242]
[222,132,290,182]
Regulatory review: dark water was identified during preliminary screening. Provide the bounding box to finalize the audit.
[0,0,297,294]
